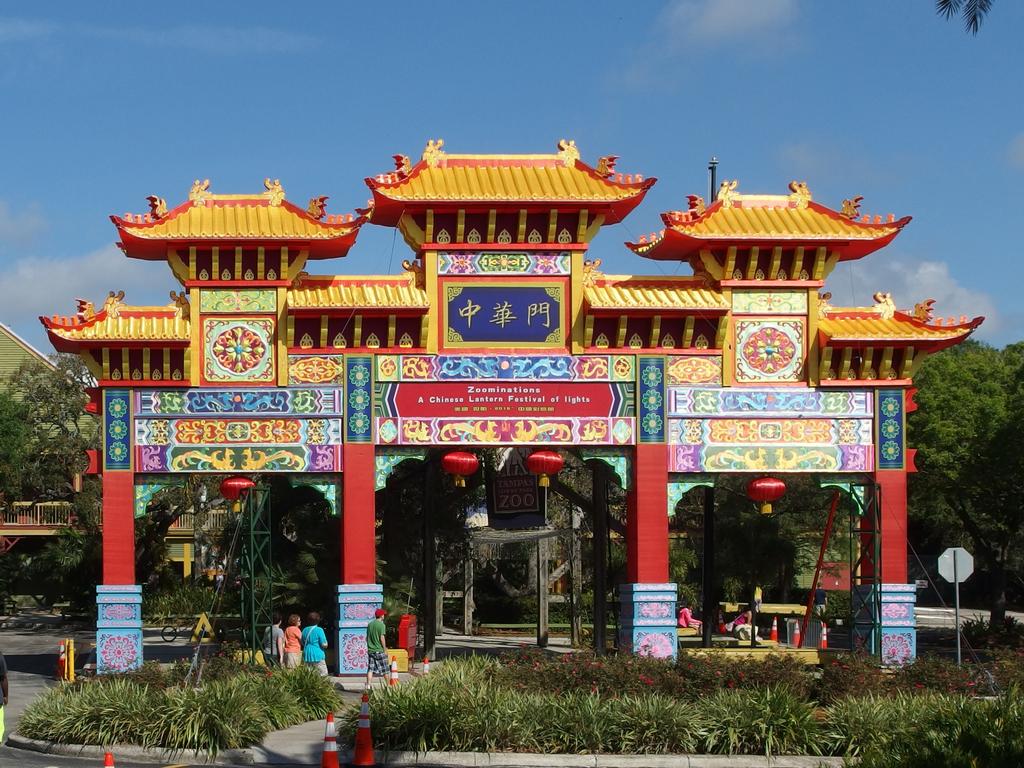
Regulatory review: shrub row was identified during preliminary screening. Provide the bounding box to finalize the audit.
[18,666,339,756]
[345,658,1024,761]
[493,647,1019,702]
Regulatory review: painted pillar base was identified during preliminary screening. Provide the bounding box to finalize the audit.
[336,583,383,675]
[96,585,143,674]
[853,582,916,665]
[880,583,916,665]
[618,583,678,659]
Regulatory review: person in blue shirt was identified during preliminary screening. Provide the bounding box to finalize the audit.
[301,611,329,676]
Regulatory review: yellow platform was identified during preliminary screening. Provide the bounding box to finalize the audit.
[388,648,410,672]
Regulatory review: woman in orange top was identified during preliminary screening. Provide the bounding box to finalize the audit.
[283,613,302,669]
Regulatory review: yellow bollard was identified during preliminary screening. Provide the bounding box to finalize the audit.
[67,638,75,683]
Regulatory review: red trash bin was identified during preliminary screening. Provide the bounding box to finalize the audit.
[397,614,417,658]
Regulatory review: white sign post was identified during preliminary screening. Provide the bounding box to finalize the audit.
[938,547,974,665]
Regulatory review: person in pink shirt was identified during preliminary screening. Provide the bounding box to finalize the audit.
[677,598,702,630]
[283,613,302,669]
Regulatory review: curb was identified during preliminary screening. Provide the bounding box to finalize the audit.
[7,734,255,765]
[8,737,846,768]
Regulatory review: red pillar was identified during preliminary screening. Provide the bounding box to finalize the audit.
[101,470,136,584]
[876,469,908,584]
[627,443,670,583]
[342,443,376,584]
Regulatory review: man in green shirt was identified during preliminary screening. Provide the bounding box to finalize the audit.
[364,608,389,689]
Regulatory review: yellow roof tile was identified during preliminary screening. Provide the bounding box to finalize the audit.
[668,197,904,241]
[45,309,190,343]
[289,278,429,310]
[819,314,977,341]
[117,200,357,241]
[585,277,729,311]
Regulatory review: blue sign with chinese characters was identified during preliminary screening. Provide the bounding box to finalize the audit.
[444,282,565,347]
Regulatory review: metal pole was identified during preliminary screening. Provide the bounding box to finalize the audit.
[708,157,718,202]
[954,555,961,666]
[701,485,715,648]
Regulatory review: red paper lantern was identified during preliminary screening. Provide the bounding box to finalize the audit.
[526,450,564,487]
[441,451,479,487]
[220,476,256,502]
[747,476,786,515]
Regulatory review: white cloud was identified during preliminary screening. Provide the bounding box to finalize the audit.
[661,0,796,45]
[0,246,168,349]
[827,257,999,339]
[0,201,46,246]
[79,24,319,55]
[0,17,317,55]
[0,18,55,43]
[1008,133,1024,170]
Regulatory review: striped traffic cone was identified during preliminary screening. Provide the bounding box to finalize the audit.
[351,692,376,767]
[422,656,430,675]
[102,751,115,767]
[56,641,66,681]
[388,656,398,686]
[769,616,778,642]
[820,622,828,650]
[791,620,801,648]
[320,712,339,768]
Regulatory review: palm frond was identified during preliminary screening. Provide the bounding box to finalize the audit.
[937,0,992,34]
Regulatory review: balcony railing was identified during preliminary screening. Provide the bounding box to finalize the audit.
[169,508,232,533]
[2,501,74,528]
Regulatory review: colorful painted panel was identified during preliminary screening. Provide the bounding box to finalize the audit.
[732,290,808,315]
[138,444,341,473]
[201,317,276,384]
[376,354,634,382]
[103,388,132,471]
[199,289,277,313]
[376,416,633,446]
[437,251,571,275]
[289,355,345,384]
[375,381,633,419]
[375,449,428,490]
[443,282,565,347]
[619,583,678,660]
[337,584,383,675]
[638,357,665,443]
[96,585,143,674]
[734,318,805,384]
[666,356,722,386]
[670,444,872,472]
[877,389,905,469]
[136,417,343,446]
[136,388,343,416]
[668,387,873,418]
[669,418,873,446]
[345,356,372,443]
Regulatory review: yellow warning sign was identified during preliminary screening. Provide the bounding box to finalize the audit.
[191,612,215,643]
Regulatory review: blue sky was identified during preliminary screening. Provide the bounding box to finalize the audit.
[1,1,1021,351]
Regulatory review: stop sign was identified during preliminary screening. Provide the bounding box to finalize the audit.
[938,547,973,584]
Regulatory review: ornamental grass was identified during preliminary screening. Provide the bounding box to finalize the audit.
[342,656,1024,760]
[18,665,340,756]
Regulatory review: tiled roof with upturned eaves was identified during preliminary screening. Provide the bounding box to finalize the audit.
[584,276,729,312]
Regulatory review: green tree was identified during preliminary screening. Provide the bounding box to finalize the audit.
[937,0,993,35]
[7,354,94,499]
[0,391,30,502]
[909,340,1024,624]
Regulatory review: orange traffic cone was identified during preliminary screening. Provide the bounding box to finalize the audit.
[820,622,828,650]
[56,641,66,681]
[320,712,339,768]
[791,620,801,648]
[102,751,115,767]
[388,656,398,686]
[769,616,778,643]
[351,692,376,767]
[422,656,430,675]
